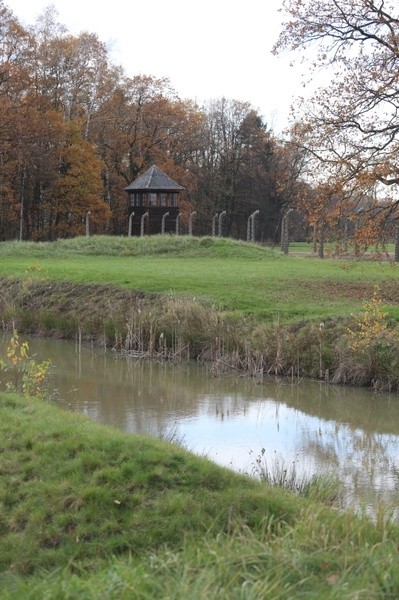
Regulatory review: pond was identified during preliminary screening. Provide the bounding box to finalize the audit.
[7,335,399,516]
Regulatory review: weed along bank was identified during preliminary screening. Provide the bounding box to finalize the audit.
[125,165,184,236]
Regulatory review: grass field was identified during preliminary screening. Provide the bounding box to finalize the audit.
[1,235,399,322]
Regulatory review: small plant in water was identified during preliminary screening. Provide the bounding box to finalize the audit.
[251,449,308,492]
[159,423,187,448]
[250,448,342,506]
[0,329,52,398]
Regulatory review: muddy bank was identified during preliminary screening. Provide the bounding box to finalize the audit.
[0,278,153,341]
[0,277,222,357]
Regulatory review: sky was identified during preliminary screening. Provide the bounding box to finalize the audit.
[5,0,305,133]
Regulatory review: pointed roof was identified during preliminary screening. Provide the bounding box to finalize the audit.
[125,165,184,191]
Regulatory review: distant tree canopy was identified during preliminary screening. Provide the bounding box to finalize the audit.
[0,0,309,241]
[274,0,399,243]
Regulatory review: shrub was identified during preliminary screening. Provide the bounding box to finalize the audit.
[333,287,399,389]
[0,329,52,398]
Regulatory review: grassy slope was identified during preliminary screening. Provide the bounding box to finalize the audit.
[1,236,399,322]
[0,392,295,574]
[1,391,399,599]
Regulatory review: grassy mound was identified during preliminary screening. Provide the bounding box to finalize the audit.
[0,235,277,259]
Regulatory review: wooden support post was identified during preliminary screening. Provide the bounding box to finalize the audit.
[313,224,317,254]
[343,218,348,252]
[318,225,324,259]
[395,227,399,262]
[281,208,293,255]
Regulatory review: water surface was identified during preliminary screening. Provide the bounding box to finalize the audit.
[11,335,399,515]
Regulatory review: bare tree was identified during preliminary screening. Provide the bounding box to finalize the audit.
[274,0,399,236]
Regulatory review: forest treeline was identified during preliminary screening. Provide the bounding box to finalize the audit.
[0,1,310,242]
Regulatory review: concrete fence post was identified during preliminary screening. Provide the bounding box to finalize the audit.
[251,210,259,243]
[175,213,181,236]
[128,212,135,236]
[218,211,226,237]
[189,211,197,236]
[212,213,219,237]
[85,211,91,237]
[140,212,148,236]
[161,212,170,235]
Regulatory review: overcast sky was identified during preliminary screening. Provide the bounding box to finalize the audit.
[5,0,305,133]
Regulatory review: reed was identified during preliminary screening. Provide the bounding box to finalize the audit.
[2,276,399,389]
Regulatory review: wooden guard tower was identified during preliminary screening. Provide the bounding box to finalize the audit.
[125,165,184,235]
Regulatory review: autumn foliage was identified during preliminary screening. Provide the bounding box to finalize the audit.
[1,1,399,245]
[0,1,309,242]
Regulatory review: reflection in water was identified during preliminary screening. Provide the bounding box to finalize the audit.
[7,335,399,515]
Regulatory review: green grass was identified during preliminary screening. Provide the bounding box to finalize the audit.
[288,240,395,255]
[1,235,398,322]
[0,235,274,259]
[0,392,296,574]
[2,391,399,598]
